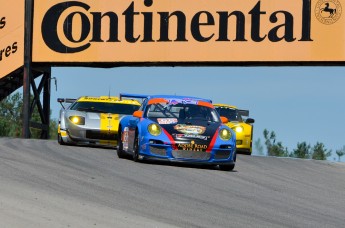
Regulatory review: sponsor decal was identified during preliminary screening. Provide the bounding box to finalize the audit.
[157,118,178,124]
[38,0,314,55]
[166,98,198,105]
[174,124,206,135]
[177,140,208,151]
[174,133,209,140]
[0,41,18,62]
[0,0,24,77]
[31,0,345,63]
[0,17,6,29]
[168,99,179,105]
[315,0,342,25]
[181,98,198,105]
[80,97,119,102]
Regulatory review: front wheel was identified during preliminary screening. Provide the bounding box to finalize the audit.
[132,134,141,162]
[57,133,65,145]
[219,164,235,171]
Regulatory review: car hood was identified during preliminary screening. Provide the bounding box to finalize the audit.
[160,121,222,150]
[66,110,126,119]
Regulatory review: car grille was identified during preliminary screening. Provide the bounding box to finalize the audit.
[86,130,117,140]
[214,150,231,159]
[236,140,243,145]
[149,146,167,156]
[172,150,211,160]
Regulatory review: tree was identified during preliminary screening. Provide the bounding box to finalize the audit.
[263,129,289,157]
[0,92,57,139]
[311,142,332,160]
[49,118,58,140]
[0,92,23,137]
[335,146,345,162]
[254,138,264,155]
[263,129,274,153]
[291,142,311,159]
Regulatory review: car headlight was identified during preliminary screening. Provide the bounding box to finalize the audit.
[219,128,232,141]
[232,126,244,133]
[69,116,85,125]
[148,123,161,136]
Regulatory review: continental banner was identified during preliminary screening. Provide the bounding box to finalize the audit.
[32,0,345,64]
[0,0,24,78]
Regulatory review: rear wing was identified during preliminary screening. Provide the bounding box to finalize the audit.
[120,93,148,104]
[119,93,148,100]
[238,109,255,124]
[57,98,77,110]
[238,109,249,117]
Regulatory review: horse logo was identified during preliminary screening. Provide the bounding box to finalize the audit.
[321,3,337,17]
[315,0,342,25]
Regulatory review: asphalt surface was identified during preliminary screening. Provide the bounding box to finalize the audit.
[1,137,345,228]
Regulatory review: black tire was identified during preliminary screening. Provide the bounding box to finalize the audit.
[117,129,127,159]
[219,164,235,171]
[57,133,65,145]
[132,134,141,162]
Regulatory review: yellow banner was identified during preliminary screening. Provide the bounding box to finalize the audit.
[0,0,24,78]
[32,0,345,63]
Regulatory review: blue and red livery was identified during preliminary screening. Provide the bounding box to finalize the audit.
[117,94,237,171]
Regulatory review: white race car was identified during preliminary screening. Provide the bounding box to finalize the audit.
[57,96,140,147]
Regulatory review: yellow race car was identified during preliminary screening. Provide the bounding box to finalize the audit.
[214,104,255,155]
[57,96,140,147]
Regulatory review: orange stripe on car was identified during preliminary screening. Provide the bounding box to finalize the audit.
[148,98,168,104]
[198,101,214,109]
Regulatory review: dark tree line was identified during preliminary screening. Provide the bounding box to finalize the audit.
[0,92,57,139]
[257,129,342,161]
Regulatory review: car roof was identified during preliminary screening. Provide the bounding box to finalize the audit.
[77,96,140,105]
[146,95,214,108]
[147,95,212,103]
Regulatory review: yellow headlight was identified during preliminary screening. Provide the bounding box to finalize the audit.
[69,116,85,125]
[148,123,161,136]
[219,128,232,141]
[234,126,244,133]
[72,117,79,124]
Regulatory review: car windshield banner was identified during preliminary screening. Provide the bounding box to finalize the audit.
[32,0,345,64]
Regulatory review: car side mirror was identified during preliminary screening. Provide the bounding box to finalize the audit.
[245,118,255,124]
[220,116,228,123]
[133,110,143,118]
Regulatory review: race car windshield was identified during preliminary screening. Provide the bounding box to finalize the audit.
[215,107,242,122]
[146,103,220,122]
[70,102,139,114]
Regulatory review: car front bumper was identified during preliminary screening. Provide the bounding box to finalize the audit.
[138,141,236,165]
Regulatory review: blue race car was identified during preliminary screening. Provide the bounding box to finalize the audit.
[117,94,237,171]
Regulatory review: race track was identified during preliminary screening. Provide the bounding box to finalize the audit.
[1,138,345,228]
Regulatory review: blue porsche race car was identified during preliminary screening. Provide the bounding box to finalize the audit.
[117,94,237,171]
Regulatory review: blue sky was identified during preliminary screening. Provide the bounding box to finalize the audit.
[50,66,345,161]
